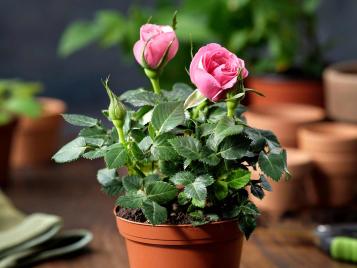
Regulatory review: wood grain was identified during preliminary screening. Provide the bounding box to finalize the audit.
[4,160,356,268]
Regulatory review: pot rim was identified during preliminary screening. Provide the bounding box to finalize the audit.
[114,207,238,228]
[246,104,325,123]
[299,122,357,142]
[37,97,67,118]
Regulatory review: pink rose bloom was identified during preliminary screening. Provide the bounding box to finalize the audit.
[133,24,179,70]
[190,43,248,102]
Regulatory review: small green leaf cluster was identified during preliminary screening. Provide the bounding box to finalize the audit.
[0,79,42,125]
[53,82,289,239]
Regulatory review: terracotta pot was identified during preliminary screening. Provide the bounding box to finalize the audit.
[324,61,357,122]
[11,97,66,168]
[245,104,325,147]
[115,214,243,268]
[298,122,357,207]
[253,148,313,215]
[246,75,324,107]
[0,120,17,188]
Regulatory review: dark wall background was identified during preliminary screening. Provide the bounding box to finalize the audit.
[0,0,356,116]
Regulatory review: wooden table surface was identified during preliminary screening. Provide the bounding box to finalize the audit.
[4,160,356,268]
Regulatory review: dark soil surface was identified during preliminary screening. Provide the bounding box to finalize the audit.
[117,207,192,225]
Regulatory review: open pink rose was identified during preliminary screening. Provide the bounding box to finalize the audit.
[133,24,179,70]
[189,43,248,102]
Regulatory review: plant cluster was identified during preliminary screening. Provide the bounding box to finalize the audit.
[53,18,289,239]
[0,79,42,125]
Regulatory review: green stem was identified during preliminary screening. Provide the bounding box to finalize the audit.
[192,100,207,119]
[226,99,237,118]
[113,120,126,145]
[149,78,161,94]
[133,166,146,177]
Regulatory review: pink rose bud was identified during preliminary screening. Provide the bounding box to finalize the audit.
[189,43,248,102]
[133,24,179,70]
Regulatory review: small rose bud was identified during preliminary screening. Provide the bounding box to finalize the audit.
[133,24,179,70]
[103,78,126,126]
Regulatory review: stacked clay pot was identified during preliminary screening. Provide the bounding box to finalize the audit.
[324,61,357,123]
[253,148,313,216]
[246,76,324,107]
[11,97,66,168]
[298,123,357,206]
[245,104,325,147]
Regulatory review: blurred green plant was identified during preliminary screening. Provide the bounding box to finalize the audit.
[0,79,42,125]
[58,0,324,85]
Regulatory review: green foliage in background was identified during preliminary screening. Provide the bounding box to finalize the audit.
[0,79,42,125]
[58,0,324,86]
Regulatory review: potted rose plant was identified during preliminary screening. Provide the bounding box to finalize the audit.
[53,21,290,268]
[0,79,42,187]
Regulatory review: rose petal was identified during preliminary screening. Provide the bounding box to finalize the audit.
[133,40,145,66]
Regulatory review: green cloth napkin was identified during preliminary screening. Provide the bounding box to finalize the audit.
[0,191,92,267]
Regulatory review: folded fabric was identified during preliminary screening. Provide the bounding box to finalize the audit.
[0,229,93,268]
[0,191,92,267]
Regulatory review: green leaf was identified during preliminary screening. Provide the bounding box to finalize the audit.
[207,117,244,151]
[104,143,128,169]
[146,181,178,204]
[214,181,228,200]
[227,169,251,189]
[170,172,195,186]
[116,191,146,209]
[219,136,251,160]
[151,101,185,134]
[129,142,145,161]
[163,83,194,101]
[62,114,98,127]
[169,136,201,160]
[258,148,285,181]
[58,21,102,57]
[79,126,106,139]
[200,147,220,166]
[158,160,181,176]
[195,175,214,187]
[245,128,280,151]
[260,174,272,191]
[143,174,160,187]
[52,137,86,163]
[82,148,106,159]
[142,200,167,225]
[184,181,207,201]
[97,168,116,186]
[178,192,190,205]
[239,215,257,240]
[122,176,143,192]
[151,133,178,161]
[200,123,215,137]
[251,184,264,199]
[97,168,123,196]
[138,136,153,152]
[192,198,205,208]
[84,137,105,147]
[183,89,207,110]
[120,88,162,107]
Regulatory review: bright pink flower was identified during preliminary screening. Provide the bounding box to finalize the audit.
[190,43,248,102]
[133,24,179,70]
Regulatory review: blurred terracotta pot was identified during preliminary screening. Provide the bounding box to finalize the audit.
[0,120,17,187]
[11,97,66,168]
[116,215,243,268]
[245,104,325,147]
[298,122,357,207]
[253,149,312,215]
[324,61,357,122]
[246,75,324,107]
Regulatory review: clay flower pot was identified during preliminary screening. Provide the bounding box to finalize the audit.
[253,148,313,216]
[298,122,357,207]
[324,61,357,123]
[246,75,324,107]
[11,97,66,168]
[245,104,325,147]
[116,214,243,268]
[0,120,17,187]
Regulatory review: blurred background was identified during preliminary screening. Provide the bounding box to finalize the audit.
[0,0,357,115]
[1,0,357,267]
